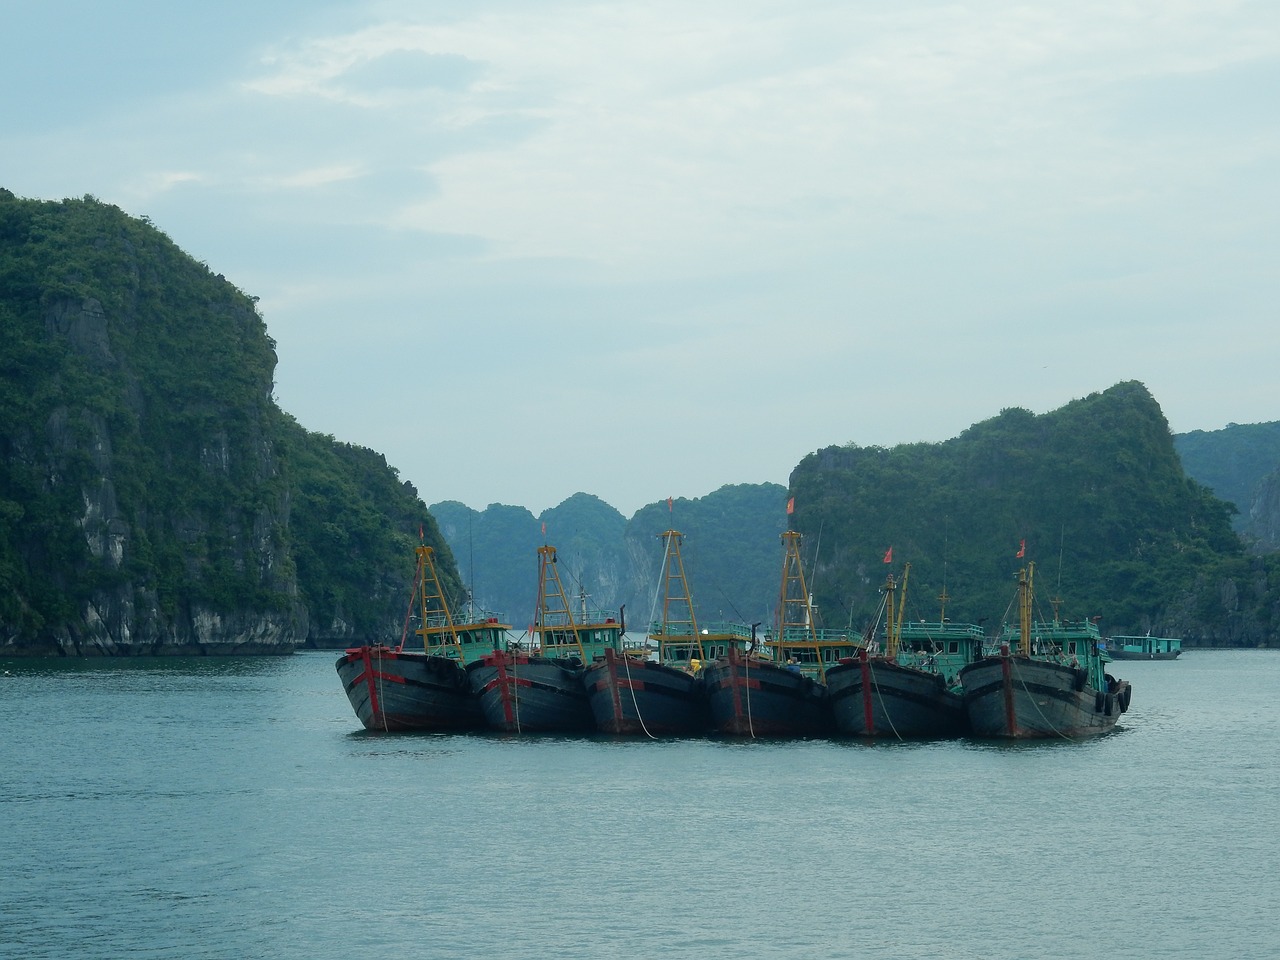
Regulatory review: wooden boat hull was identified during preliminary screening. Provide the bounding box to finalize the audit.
[335,647,482,731]
[466,652,595,733]
[584,648,707,735]
[959,655,1132,739]
[703,648,825,737]
[826,654,967,738]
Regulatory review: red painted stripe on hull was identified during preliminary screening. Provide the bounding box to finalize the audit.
[607,649,624,729]
[495,655,515,727]
[860,652,875,736]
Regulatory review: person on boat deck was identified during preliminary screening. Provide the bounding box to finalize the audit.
[785,658,802,674]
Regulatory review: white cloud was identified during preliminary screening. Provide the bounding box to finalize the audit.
[6,0,1279,513]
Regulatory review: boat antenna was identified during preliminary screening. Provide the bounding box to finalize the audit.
[1056,523,1066,594]
[1053,523,1066,623]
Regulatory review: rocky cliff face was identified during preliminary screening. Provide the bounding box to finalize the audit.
[0,192,312,655]
[23,294,307,655]
[1245,468,1280,554]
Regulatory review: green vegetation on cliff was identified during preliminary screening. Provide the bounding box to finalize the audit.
[281,415,461,642]
[0,190,453,652]
[788,382,1257,637]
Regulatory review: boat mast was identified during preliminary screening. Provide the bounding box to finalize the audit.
[883,563,911,658]
[1017,563,1035,657]
[533,545,587,661]
[417,544,464,658]
[778,531,818,643]
[659,530,705,661]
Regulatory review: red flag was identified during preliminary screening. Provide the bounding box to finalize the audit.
[1016,539,1026,558]
[541,521,547,537]
[419,524,423,541]
[667,496,673,513]
[883,547,893,564]
[786,497,795,515]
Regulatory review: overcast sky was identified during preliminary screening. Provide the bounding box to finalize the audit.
[4,1,1277,516]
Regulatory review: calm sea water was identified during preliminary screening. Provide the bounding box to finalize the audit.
[1,649,1276,960]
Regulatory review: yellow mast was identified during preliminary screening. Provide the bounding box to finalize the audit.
[416,544,466,660]
[1017,563,1035,656]
[883,563,911,658]
[533,545,587,661]
[778,531,817,642]
[658,530,705,661]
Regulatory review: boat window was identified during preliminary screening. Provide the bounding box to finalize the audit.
[1067,642,1077,655]
[948,642,958,654]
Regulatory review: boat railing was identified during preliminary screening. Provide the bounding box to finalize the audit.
[994,620,1103,661]
[897,621,986,641]
[771,626,859,645]
[422,609,509,630]
[650,620,755,640]
[538,609,622,630]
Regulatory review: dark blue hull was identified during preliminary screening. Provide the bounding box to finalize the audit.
[826,654,967,738]
[584,648,707,735]
[960,655,1131,739]
[335,647,482,731]
[703,648,825,736]
[466,652,595,733]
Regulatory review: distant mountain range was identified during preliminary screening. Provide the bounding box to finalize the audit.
[1173,421,1280,548]
[431,394,1280,647]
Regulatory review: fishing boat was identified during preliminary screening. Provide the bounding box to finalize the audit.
[466,544,625,733]
[335,542,510,731]
[1105,634,1182,660]
[826,565,983,738]
[704,531,857,737]
[585,529,745,735]
[958,564,1132,739]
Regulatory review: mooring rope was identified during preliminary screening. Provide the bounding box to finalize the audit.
[1010,657,1075,743]
[870,662,905,742]
[511,643,522,734]
[622,654,658,740]
[374,646,389,732]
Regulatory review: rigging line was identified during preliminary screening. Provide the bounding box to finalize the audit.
[511,646,521,734]
[807,521,824,607]
[397,555,424,653]
[645,537,665,636]
[682,534,749,626]
[868,590,890,653]
[374,646,388,732]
